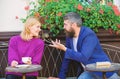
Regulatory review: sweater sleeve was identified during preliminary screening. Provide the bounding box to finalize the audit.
[65,33,98,65]
[8,37,19,65]
[32,40,44,64]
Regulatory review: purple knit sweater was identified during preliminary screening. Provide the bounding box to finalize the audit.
[6,35,44,76]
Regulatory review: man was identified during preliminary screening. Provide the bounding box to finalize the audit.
[49,12,120,79]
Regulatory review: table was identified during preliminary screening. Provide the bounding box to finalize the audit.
[85,63,120,79]
[5,64,42,79]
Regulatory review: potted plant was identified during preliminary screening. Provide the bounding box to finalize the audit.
[20,0,120,37]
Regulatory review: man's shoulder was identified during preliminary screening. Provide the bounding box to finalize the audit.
[81,26,95,35]
[82,26,94,32]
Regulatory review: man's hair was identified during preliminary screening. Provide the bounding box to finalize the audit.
[63,12,82,27]
[20,17,41,41]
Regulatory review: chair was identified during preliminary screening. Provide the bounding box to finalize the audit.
[101,43,120,75]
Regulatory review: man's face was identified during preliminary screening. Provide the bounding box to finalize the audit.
[64,20,75,38]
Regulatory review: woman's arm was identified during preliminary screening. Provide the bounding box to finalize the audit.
[8,37,19,66]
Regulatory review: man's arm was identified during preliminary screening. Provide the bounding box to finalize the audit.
[49,34,98,65]
[64,34,98,64]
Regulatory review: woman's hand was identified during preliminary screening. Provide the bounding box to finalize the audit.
[26,60,32,65]
[11,60,18,67]
[22,57,32,65]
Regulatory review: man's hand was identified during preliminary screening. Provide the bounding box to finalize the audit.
[49,39,67,51]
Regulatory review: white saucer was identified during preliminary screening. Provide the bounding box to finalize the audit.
[15,64,30,68]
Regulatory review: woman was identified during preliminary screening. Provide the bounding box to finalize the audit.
[6,17,44,79]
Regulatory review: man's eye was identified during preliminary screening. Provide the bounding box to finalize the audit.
[64,24,67,26]
[37,26,40,28]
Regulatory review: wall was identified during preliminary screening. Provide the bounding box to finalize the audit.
[0,0,27,32]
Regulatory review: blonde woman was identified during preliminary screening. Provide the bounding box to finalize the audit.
[6,17,44,79]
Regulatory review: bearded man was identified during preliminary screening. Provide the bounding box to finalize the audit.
[48,12,119,79]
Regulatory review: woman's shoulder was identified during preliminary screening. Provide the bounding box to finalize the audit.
[10,35,20,41]
[8,35,21,45]
[33,38,44,45]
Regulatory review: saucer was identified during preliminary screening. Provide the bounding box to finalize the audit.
[15,64,30,68]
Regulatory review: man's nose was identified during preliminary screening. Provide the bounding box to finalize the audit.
[39,28,41,31]
[63,26,66,29]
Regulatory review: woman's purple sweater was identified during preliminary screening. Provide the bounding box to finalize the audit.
[6,35,44,76]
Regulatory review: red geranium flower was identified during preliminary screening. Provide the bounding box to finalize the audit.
[15,16,19,19]
[117,24,120,28]
[112,5,120,16]
[107,2,113,6]
[24,6,29,11]
[77,4,83,10]
[99,9,104,14]
[45,0,51,2]
[34,12,40,17]
[57,12,62,16]
[86,8,91,12]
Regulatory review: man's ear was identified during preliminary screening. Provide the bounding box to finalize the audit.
[72,22,77,27]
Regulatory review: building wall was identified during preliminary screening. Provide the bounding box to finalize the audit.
[0,0,27,32]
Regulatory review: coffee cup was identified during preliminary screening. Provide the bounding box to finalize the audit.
[22,57,31,63]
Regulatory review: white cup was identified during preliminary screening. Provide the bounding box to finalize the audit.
[22,57,31,63]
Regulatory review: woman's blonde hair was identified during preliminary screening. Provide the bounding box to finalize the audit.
[20,17,41,41]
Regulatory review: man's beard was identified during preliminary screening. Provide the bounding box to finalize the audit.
[64,28,75,38]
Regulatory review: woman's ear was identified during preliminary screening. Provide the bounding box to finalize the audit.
[25,25,31,34]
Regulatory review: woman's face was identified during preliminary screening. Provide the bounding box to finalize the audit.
[29,23,41,37]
